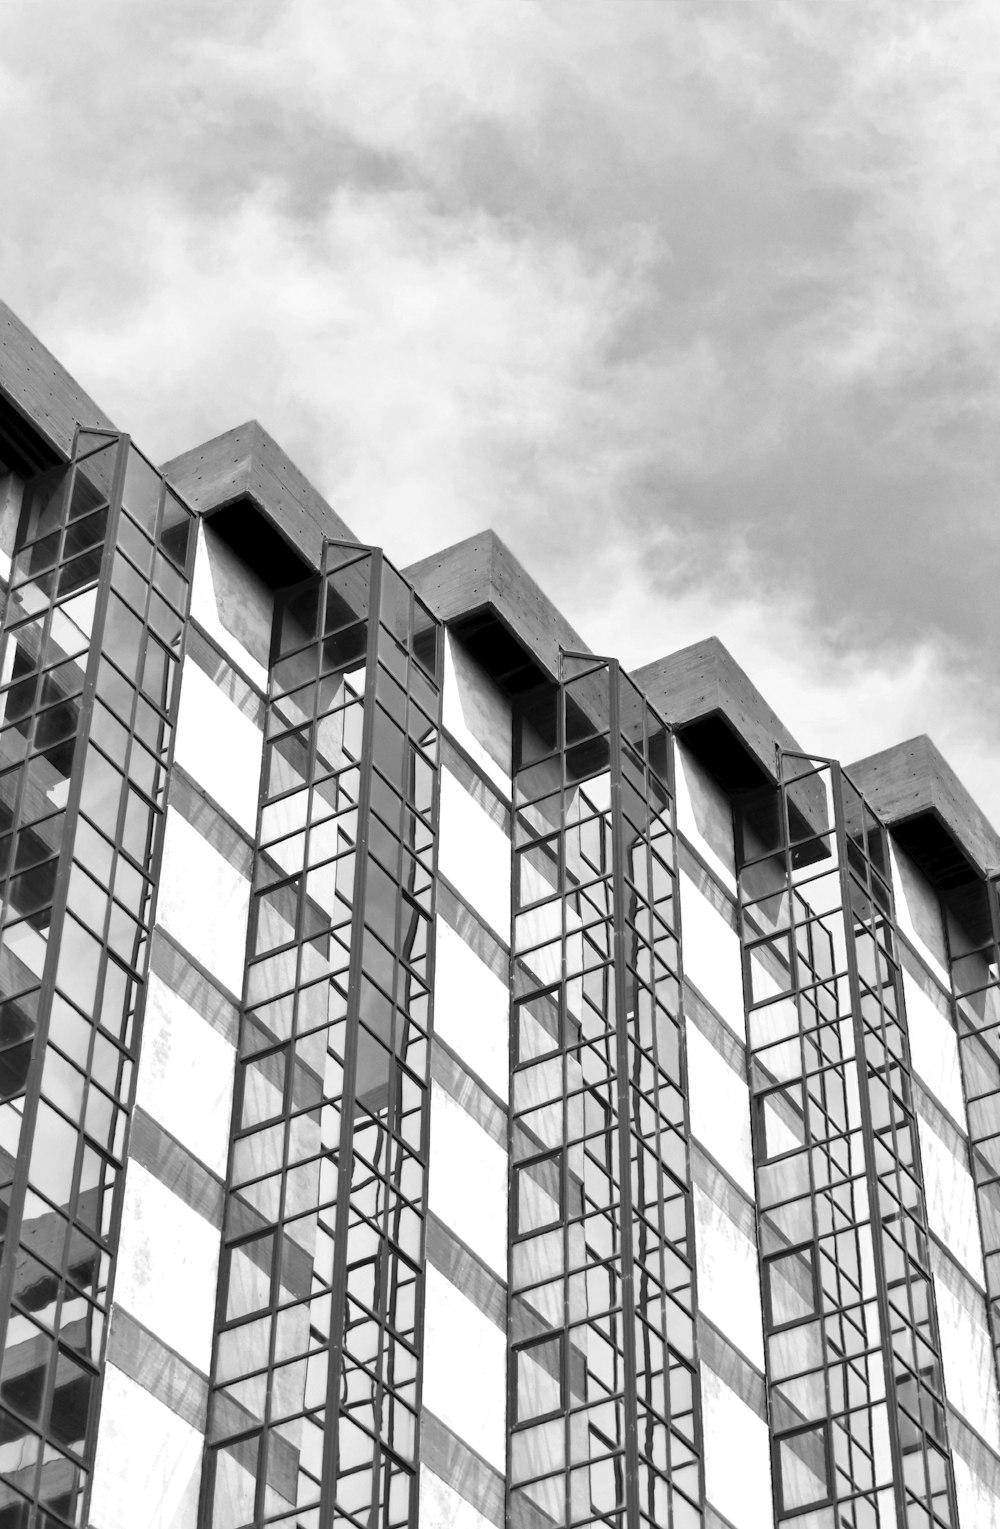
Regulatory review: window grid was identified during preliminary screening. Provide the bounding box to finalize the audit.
[736,753,957,1529]
[942,871,1000,1399]
[509,653,702,1529]
[0,432,195,1528]
[202,544,441,1529]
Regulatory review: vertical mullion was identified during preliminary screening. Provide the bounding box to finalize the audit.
[81,447,197,1527]
[872,816,957,1528]
[403,617,442,1529]
[0,433,127,1352]
[52,440,136,1516]
[833,765,914,1527]
[988,874,1000,1397]
[740,757,889,1524]
[948,870,1000,1407]
[608,660,642,1529]
[319,546,384,1520]
[0,433,198,1528]
[788,818,838,1517]
[199,561,324,1529]
[205,546,439,1528]
[559,679,571,1529]
[661,727,706,1522]
[785,786,841,1520]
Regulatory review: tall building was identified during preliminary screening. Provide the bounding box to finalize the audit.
[0,298,998,1529]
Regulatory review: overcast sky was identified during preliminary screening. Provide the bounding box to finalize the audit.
[4,1,1000,824]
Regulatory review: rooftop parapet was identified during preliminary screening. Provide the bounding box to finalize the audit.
[848,734,1000,887]
[405,529,590,691]
[161,420,356,583]
[632,636,800,791]
[0,300,115,471]
[6,301,994,887]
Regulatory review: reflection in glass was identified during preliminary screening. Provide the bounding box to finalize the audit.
[509,661,701,1526]
[740,756,957,1527]
[937,872,1000,1415]
[206,546,441,1526]
[0,433,195,1524]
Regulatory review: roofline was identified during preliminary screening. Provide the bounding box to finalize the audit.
[161,420,356,570]
[404,529,589,683]
[847,734,1000,883]
[2,302,997,880]
[632,635,800,786]
[0,300,115,463]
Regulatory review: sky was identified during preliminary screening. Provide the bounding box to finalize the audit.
[3,0,1000,824]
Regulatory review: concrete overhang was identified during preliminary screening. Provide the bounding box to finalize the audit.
[632,636,800,792]
[0,303,354,584]
[848,735,1000,887]
[404,530,590,692]
[161,421,357,585]
[0,301,115,472]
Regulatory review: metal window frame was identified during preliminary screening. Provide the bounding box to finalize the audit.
[200,538,443,1529]
[507,650,704,1529]
[0,429,198,1526]
[737,749,958,1528]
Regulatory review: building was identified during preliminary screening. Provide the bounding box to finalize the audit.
[0,297,998,1529]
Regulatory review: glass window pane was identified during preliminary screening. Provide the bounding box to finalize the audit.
[766,1248,817,1328]
[122,452,161,533]
[517,1336,563,1422]
[760,1085,806,1160]
[212,1436,261,1529]
[511,1418,565,1484]
[28,1100,78,1208]
[48,1347,96,1451]
[227,1235,275,1323]
[779,1426,829,1511]
[517,1156,562,1236]
[159,493,192,568]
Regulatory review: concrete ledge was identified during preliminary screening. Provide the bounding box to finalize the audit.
[848,735,1000,885]
[633,637,799,789]
[0,301,115,467]
[161,420,356,572]
[405,529,588,688]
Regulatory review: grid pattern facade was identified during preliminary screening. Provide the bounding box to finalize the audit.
[1,304,1000,1529]
[736,753,957,1528]
[944,874,1000,1396]
[509,655,701,1529]
[0,432,194,1526]
[203,545,441,1529]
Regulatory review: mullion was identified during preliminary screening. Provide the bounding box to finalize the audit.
[257,628,335,1525]
[206,578,327,1523]
[839,768,954,1524]
[743,770,859,1520]
[949,875,1000,1398]
[0,449,110,1523]
[850,816,954,1524]
[796,815,853,1524]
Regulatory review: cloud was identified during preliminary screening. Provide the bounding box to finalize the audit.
[3,0,1000,819]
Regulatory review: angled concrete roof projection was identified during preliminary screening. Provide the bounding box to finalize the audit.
[405,529,590,688]
[161,420,357,576]
[633,636,800,789]
[4,294,999,882]
[849,734,1000,885]
[0,300,115,468]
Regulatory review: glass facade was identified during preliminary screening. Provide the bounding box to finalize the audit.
[202,544,441,1529]
[0,432,194,1525]
[943,873,1000,1394]
[736,753,957,1529]
[0,315,999,1529]
[509,655,702,1529]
